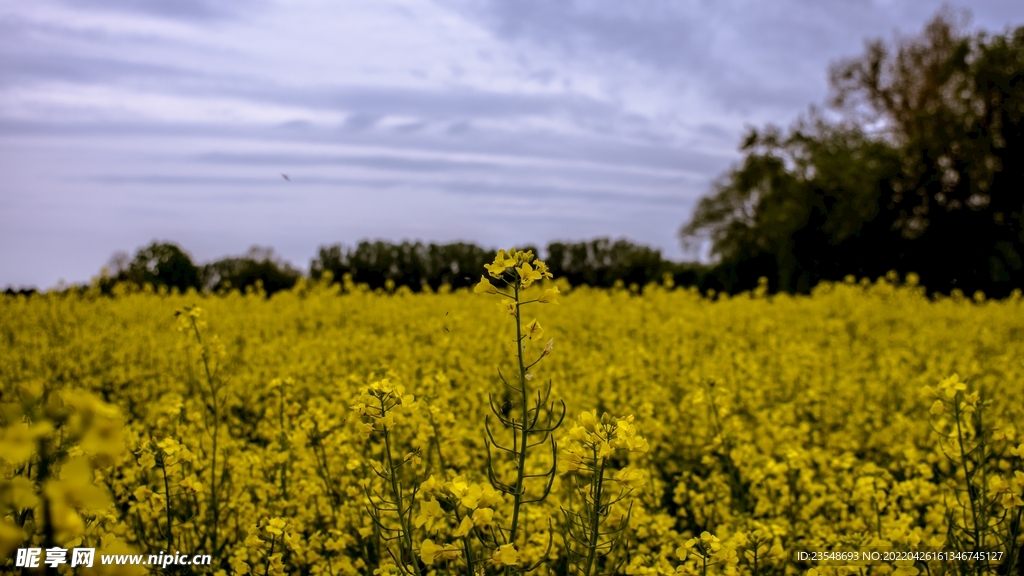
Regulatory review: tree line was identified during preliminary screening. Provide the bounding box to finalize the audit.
[61,238,707,297]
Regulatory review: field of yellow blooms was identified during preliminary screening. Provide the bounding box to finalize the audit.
[1,252,1023,576]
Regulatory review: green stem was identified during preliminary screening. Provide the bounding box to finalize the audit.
[37,437,57,576]
[383,430,421,576]
[582,456,607,576]
[976,399,987,563]
[279,391,289,500]
[426,409,449,475]
[190,316,220,555]
[508,282,530,545]
[1006,508,1022,574]
[262,535,276,576]
[873,478,883,540]
[161,460,174,551]
[427,415,475,575]
[953,397,979,552]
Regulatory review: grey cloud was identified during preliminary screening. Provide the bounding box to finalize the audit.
[51,0,261,21]
[0,51,196,89]
[307,85,613,122]
[92,149,699,197]
[88,171,691,207]
[342,113,381,132]
[438,0,1022,115]
[91,174,405,190]
[0,108,727,176]
[0,8,716,154]
[441,179,693,207]
[0,17,674,145]
[92,175,294,187]
[451,1,710,69]
[193,146,713,183]
[445,120,472,135]
[0,17,249,91]
[196,151,495,173]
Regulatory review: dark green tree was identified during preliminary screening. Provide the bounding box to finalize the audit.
[546,238,667,288]
[311,241,501,291]
[309,244,351,282]
[830,11,1024,294]
[422,242,497,290]
[120,241,202,292]
[347,241,429,289]
[681,121,902,293]
[202,246,301,296]
[682,11,1024,296]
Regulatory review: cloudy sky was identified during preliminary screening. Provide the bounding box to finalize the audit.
[1,0,1021,288]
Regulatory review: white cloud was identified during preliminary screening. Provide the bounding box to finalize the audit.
[0,83,350,124]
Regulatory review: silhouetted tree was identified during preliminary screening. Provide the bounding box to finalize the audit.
[202,246,301,296]
[118,241,202,292]
[310,244,351,282]
[423,242,497,290]
[311,241,502,291]
[682,11,1024,296]
[682,121,902,293]
[348,241,429,289]
[830,11,1024,294]
[546,238,665,288]
[89,238,710,297]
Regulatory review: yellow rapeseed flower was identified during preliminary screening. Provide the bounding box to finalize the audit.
[484,250,516,278]
[524,318,543,340]
[419,539,440,565]
[500,300,517,317]
[453,516,474,537]
[414,498,444,533]
[517,262,542,288]
[538,286,560,303]
[474,276,498,295]
[492,544,518,567]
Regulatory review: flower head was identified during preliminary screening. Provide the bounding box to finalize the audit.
[538,286,561,304]
[484,250,517,278]
[938,374,967,399]
[500,300,517,317]
[414,498,444,533]
[491,544,518,568]
[517,263,542,288]
[419,540,458,565]
[542,338,554,357]
[524,319,543,340]
[474,276,499,295]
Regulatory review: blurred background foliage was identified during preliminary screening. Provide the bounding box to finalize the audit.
[9,11,1022,299]
[85,238,701,297]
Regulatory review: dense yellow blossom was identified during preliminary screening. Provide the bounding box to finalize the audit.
[0,272,1022,574]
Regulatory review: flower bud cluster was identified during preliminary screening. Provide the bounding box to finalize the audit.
[351,379,418,437]
[563,411,650,477]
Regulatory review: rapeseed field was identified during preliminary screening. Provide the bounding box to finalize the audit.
[1,251,1022,575]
